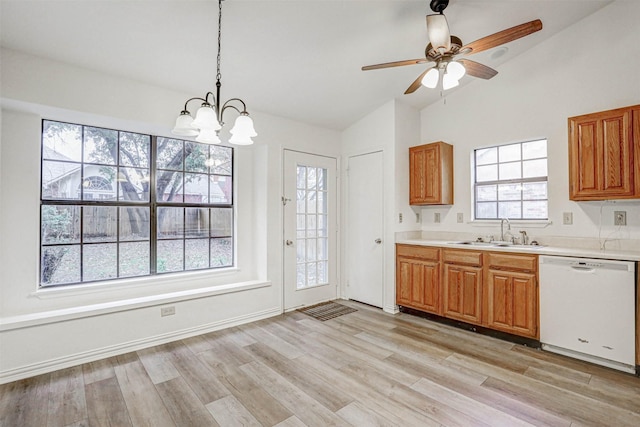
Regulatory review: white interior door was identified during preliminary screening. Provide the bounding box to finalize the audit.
[283,150,338,311]
[347,151,384,307]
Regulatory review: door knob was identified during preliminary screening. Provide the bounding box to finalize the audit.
[285,240,294,246]
[375,238,382,244]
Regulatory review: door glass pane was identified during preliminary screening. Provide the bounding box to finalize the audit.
[295,164,329,289]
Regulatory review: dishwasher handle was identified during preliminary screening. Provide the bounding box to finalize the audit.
[571,265,596,273]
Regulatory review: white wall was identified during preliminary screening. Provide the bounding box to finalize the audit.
[419,1,640,249]
[0,49,340,383]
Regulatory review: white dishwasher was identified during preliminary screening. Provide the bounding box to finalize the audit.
[539,255,636,373]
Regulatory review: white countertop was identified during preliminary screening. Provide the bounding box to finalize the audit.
[396,239,640,261]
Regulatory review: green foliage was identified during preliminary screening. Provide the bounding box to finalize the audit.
[41,205,73,242]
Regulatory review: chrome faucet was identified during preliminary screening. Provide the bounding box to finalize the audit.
[500,218,511,242]
[519,230,529,245]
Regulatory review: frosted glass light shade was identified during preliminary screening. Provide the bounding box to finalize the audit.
[192,104,221,130]
[426,14,451,52]
[442,72,459,90]
[446,61,466,80]
[229,114,257,145]
[421,68,440,88]
[195,128,221,144]
[172,112,198,136]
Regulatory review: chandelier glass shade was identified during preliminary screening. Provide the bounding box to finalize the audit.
[171,0,257,145]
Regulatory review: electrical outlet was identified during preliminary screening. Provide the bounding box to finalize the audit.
[415,212,420,223]
[434,212,440,223]
[614,211,627,226]
[457,213,463,223]
[398,213,403,223]
[161,306,176,317]
[562,212,573,225]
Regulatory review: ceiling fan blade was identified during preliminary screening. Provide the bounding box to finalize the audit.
[458,59,498,80]
[362,58,429,71]
[405,68,433,94]
[461,19,542,55]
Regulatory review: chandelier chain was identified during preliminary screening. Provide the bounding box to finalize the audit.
[216,0,222,81]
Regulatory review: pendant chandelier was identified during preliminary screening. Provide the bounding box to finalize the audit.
[172,0,257,145]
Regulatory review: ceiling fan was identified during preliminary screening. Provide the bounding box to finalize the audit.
[362,0,542,94]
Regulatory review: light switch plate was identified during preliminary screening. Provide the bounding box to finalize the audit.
[562,212,573,225]
[614,211,627,226]
[457,213,463,223]
[434,212,440,223]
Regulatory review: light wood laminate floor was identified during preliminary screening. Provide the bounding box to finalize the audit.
[1,300,639,426]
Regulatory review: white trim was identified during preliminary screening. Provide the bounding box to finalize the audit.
[469,219,552,228]
[2,280,270,331]
[0,305,280,384]
[32,267,241,299]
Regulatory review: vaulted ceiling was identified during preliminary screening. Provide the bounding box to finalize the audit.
[1,0,612,130]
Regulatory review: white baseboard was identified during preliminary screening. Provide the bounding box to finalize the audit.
[0,306,281,384]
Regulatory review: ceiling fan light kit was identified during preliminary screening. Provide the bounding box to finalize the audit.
[172,0,257,145]
[362,0,542,95]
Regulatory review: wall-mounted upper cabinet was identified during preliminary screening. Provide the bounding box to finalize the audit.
[568,105,640,201]
[409,141,453,205]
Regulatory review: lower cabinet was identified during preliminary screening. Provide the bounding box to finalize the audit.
[442,249,483,324]
[396,245,440,314]
[396,244,539,339]
[486,269,537,338]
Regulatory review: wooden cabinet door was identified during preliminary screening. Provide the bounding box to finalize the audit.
[443,264,482,323]
[569,107,634,200]
[409,142,453,205]
[486,269,537,338]
[396,256,440,314]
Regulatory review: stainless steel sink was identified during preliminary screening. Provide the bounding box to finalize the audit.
[448,241,545,250]
[448,241,494,246]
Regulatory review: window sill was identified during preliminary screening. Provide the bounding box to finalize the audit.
[2,276,269,332]
[469,219,552,228]
[32,267,240,299]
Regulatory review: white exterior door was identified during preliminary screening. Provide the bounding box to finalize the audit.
[347,151,384,307]
[283,150,338,311]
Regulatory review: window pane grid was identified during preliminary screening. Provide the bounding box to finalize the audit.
[40,120,233,287]
[474,139,547,220]
[295,165,329,289]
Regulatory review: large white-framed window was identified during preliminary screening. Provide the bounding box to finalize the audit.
[474,139,548,220]
[40,120,234,287]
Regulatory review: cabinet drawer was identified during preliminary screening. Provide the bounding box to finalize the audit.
[396,244,440,261]
[443,249,482,266]
[487,252,537,272]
